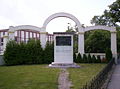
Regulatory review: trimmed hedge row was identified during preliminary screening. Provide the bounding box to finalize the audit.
[4,39,112,65]
[74,53,102,63]
[74,48,112,63]
[4,39,54,65]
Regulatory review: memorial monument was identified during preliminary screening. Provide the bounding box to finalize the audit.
[49,32,80,68]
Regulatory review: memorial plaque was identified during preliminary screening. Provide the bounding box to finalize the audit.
[56,36,71,46]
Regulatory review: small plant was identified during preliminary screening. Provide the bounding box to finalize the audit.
[105,48,112,62]
[92,55,96,63]
[4,39,54,65]
[73,53,77,62]
[96,55,101,63]
[43,42,54,64]
[76,53,82,63]
[87,53,92,63]
[83,54,88,63]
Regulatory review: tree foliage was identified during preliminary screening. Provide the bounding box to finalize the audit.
[85,30,110,53]
[43,42,54,64]
[105,48,112,62]
[91,0,120,26]
[4,39,54,65]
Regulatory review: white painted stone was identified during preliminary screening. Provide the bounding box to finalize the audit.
[40,27,47,49]
[42,12,84,54]
[111,31,117,64]
[78,31,85,55]
[53,33,73,64]
[43,12,82,32]
[3,34,8,52]
[9,26,15,40]
[13,25,41,32]
[84,25,116,32]
[84,25,117,63]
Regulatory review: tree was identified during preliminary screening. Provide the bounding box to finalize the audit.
[96,55,101,63]
[88,54,92,63]
[73,53,77,62]
[43,42,54,64]
[91,0,120,26]
[76,53,82,63]
[83,54,88,63]
[92,55,97,63]
[105,48,112,62]
[85,30,110,53]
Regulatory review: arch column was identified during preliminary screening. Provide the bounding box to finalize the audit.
[78,31,85,55]
[111,30,117,63]
[8,26,15,40]
[3,34,8,52]
[40,27,47,49]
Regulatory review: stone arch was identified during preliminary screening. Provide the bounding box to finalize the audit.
[8,25,47,48]
[84,25,116,32]
[9,25,41,32]
[42,12,85,54]
[42,12,82,32]
[81,25,117,63]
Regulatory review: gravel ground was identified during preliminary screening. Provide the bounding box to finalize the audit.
[58,68,72,89]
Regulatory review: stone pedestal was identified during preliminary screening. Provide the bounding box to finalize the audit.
[49,63,80,68]
[49,32,80,68]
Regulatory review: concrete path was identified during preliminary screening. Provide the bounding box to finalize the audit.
[58,68,72,89]
[107,64,120,89]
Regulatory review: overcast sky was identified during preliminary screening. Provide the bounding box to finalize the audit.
[0,0,116,33]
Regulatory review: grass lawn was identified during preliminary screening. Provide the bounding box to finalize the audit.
[0,65,60,89]
[68,63,106,89]
[0,64,106,89]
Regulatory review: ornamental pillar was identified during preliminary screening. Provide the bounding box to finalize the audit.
[78,31,85,55]
[40,27,47,49]
[3,34,8,52]
[8,26,15,40]
[111,30,117,64]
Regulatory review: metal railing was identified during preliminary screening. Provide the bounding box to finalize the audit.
[81,58,114,89]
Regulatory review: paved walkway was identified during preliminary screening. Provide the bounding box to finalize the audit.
[58,68,72,89]
[107,61,120,89]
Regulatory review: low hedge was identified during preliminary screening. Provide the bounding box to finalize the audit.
[74,49,112,63]
[4,40,54,65]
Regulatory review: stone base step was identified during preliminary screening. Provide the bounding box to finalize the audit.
[49,63,80,68]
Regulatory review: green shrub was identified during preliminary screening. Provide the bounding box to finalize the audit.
[96,55,101,63]
[43,42,54,64]
[76,53,82,63]
[83,54,88,63]
[73,53,77,62]
[105,48,112,62]
[87,53,92,63]
[4,41,19,65]
[91,55,96,63]
[4,39,45,65]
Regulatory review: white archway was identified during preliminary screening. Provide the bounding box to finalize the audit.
[42,12,83,32]
[84,25,116,32]
[42,12,84,54]
[10,25,41,32]
[8,25,41,41]
[8,25,47,48]
[83,25,117,63]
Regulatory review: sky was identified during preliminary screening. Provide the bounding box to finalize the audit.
[0,0,116,33]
